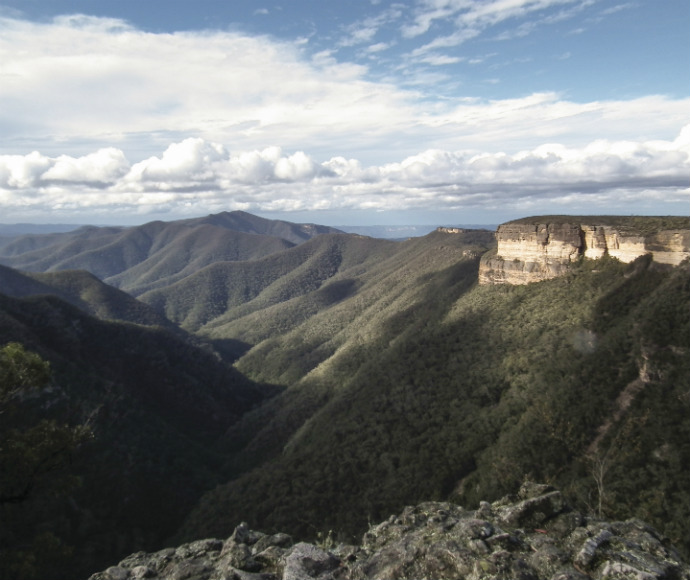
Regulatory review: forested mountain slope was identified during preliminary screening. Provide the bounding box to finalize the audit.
[1,212,688,579]
[137,232,392,332]
[177,252,690,559]
[0,290,273,579]
[0,211,341,296]
[137,230,494,337]
[0,264,176,330]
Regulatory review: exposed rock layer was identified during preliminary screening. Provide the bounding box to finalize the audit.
[88,483,689,580]
[479,220,690,285]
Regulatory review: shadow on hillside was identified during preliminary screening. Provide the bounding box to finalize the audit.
[209,338,254,363]
[314,278,360,307]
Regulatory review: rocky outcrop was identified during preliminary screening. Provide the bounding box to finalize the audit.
[646,230,690,265]
[479,219,690,285]
[88,483,689,580]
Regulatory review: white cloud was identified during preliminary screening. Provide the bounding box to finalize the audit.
[274,151,321,181]
[0,11,687,223]
[365,42,393,54]
[0,13,686,168]
[128,139,226,183]
[338,6,403,47]
[453,0,588,29]
[0,152,53,188]
[404,0,593,59]
[339,23,379,47]
[42,148,129,184]
[1,126,687,222]
[417,53,464,66]
[0,14,411,161]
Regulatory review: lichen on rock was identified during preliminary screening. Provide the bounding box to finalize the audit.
[88,482,690,580]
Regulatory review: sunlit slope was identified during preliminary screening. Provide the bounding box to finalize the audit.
[213,231,493,470]
[137,229,495,373]
[0,211,341,296]
[177,254,690,558]
[0,221,293,291]
[224,230,494,384]
[136,233,387,331]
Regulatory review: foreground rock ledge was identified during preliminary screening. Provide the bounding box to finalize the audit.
[89,483,690,580]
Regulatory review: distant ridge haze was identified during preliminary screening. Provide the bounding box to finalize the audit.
[0,216,498,240]
[0,211,342,294]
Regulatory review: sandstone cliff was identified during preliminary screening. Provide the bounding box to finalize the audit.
[88,483,689,580]
[478,217,690,285]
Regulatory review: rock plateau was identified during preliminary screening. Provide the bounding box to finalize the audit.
[478,218,690,285]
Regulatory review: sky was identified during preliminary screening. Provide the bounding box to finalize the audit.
[0,0,688,227]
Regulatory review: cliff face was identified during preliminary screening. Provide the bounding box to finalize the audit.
[479,220,689,285]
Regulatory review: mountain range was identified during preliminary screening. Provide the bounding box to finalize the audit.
[0,210,688,580]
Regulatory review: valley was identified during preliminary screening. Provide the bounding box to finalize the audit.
[0,211,688,580]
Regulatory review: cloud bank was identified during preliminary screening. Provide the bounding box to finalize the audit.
[1,14,687,161]
[2,127,688,223]
[0,11,687,223]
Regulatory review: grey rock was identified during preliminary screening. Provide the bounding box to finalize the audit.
[252,533,294,555]
[574,529,613,569]
[282,542,340,580]
[88,483,690,580]
[223,568,277,580]
[176,539,223,560]
[131,566,155,579]
[104,567,130,580]
[495,486,566,528]
[219,540,261,572]
[253,545,288,576]
[230,523,252,545]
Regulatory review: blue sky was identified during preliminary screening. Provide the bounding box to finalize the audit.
[0,0,688,226]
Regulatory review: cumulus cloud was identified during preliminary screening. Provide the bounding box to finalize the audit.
[42,148,129,184]
[1,126,687,222]
[127,139,226,183]
[0,152,53,189]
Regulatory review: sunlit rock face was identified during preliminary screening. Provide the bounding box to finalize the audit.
[594,228,647,263]
[581,226,608,259]
[478,223,580,285]
[647,230,690,265]
[479,219,690,285]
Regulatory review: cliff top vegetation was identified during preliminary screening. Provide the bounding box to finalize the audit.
[505,215,689,236]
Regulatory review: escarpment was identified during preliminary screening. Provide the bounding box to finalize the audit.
[478,217,690,285]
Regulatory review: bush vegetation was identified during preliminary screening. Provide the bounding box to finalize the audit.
[179,254,690,559]
[1,214,688,576]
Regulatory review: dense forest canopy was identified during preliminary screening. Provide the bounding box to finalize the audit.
[0,212,688,579]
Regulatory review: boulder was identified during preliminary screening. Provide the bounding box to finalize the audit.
[88,483,689,580]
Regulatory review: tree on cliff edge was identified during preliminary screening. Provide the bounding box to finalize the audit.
[0,342,91,580]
